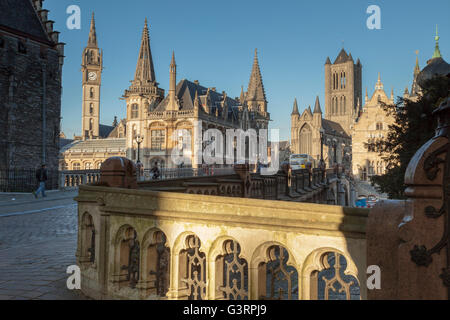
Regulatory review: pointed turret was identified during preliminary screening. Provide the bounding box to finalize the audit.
[414,51,421,76]
[432,25,442,59]
[313,96,322,114]
[365,87,369,104]
[240,86,246,105]
[292,98,299,115]
[167,51,179,111]
[246,49,267,102]
[375,73,384,90]
[325,57,331,65]
[87,13,98,48]
[133,18,156,84]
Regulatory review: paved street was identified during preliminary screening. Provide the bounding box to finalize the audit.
[0,190,87,300]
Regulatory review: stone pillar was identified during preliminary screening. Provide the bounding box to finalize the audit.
[367,94,450,299]
[99,157,137,189]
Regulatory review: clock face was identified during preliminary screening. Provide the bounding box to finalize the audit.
[88,72,97,81]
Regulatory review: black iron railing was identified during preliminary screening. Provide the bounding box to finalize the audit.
[0,168,59,193]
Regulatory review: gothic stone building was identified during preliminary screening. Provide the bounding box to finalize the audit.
[290,97,351,168]
[61,18,269,170]
[351,74,395,180]
[0,0,64,170]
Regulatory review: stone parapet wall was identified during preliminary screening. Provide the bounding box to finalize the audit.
[75,185,368,300]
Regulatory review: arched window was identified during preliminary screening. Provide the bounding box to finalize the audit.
[89,103,94,115]
[73,163,81,171]
[84,162,93,170]
[131,104,139,119]
[299,124,312,156]
[90,87,94,98]
[89,119,93,131]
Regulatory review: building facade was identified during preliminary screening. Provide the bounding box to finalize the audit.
[351,74,395,180]
[0,0,64,170]
[291,97,351,168]
[324,49,363,136]
[123,21,270,169]
[61,18,270,170]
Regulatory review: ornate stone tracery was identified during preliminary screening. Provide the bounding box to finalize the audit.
[217,240,248,300]
[181,235,207,300]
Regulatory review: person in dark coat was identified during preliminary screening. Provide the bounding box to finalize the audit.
[33,164,48,198]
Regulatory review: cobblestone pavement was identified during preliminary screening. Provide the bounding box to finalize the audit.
[0,192,87,300]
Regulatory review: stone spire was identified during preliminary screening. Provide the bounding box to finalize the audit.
[432,25,442,59]
[391,88,394,101]
[167,51,179,111]
[193,90,200,116]
[240,86,245,105]
[292,98,299,115]
[313,96,322,114]
[87,13,98,48]
[365,87,369,104]
[134,18,156,83]
[375,73,384,90]
[414,51,421,76]
[246,49,267,102]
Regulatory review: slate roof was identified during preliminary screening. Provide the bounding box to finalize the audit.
[334,48,350,64]
[97,124,115,138]
[62,138,126,153]
[322,119,350,139]
[0,0,51,44]
[417,57,450,88]
[154,79,240,120]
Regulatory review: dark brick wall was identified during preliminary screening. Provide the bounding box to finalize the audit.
[0,31,62,170]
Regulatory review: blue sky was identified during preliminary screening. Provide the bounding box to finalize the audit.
[45,0,450,141]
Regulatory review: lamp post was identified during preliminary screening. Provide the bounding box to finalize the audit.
[135,135,144,163]
[319,128,325,182]
[332,139,338,165]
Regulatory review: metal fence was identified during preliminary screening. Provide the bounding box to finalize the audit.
[0,168,59,193]
[142,167,235,181]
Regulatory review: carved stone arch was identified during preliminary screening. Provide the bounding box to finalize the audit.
[79,212,96,267]
[250,241,299,300]
[141,228,170,298]
[208,237,249,300]
[113,225,140,289]
[299,123,312,156]
[169,232,207,300]
[301,247,360,300]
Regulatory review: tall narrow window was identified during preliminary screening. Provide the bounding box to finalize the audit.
[90,87,94,98]
[89,103,94,115]
[151,130,166,151]
[89,119,93,131]
[131,104,139,119]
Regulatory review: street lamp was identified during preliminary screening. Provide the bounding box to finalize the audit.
[319,128,326,182]
[332,139,338,165]
[135,134,144,163]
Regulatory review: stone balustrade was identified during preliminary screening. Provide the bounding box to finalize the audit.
[75,184,368,300]
[60,170,101,188]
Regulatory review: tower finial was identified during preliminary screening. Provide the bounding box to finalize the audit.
[133,18,156,83]
[87,11,98,47]
[432,24,442,59]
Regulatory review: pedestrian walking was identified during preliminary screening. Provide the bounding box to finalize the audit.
[33,164,48,198]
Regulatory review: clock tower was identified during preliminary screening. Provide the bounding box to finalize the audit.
[81,13,103,139]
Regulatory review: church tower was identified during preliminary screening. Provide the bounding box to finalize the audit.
[81,13,103,139]
[324,49,362,135]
